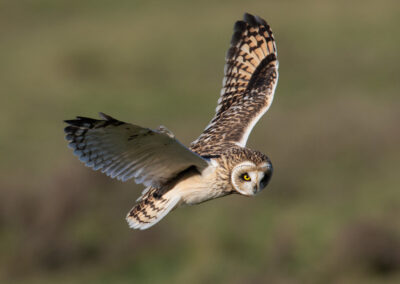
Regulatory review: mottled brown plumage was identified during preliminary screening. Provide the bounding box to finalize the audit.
[191,13,278,156]
[64,13,278,230]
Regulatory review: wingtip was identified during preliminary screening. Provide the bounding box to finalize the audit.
[243,12,268,27]
[99,112,115,121]
[243,12,252,19]
[243,12,257,26]
[63,119,83,127]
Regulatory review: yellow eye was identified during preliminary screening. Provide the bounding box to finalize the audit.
[241,173,251,181]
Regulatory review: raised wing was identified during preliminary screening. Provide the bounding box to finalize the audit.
[64,113,209,188]
[191,13,278,156]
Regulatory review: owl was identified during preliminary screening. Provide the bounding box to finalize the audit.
[64,13,278,230]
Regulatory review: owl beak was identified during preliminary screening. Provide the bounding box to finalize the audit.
[253,184,259,194]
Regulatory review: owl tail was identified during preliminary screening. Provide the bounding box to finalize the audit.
[126,188,181,230]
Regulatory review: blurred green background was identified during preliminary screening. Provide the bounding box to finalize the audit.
[1,0,400,283]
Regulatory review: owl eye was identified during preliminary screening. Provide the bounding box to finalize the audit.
[241,173,251,181]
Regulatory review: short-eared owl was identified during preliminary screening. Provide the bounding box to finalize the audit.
[64,13,278,230]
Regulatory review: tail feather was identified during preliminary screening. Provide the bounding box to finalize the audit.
[126,188,180,230]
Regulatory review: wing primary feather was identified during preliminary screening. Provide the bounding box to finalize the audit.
[190,13,278,155]
[64,114,209,187]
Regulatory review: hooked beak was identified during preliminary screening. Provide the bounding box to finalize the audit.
[253,184,260,195]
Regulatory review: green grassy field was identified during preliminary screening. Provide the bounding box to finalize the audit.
[1,0,400,283]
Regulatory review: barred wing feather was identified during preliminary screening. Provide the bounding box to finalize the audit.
[191,13,279,155]
[64,113,208,188]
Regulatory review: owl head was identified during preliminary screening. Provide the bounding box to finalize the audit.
[231,160,273,196]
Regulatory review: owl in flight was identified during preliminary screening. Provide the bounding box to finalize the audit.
[64,13,278,230]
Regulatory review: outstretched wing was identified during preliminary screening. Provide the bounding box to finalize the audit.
[191,13,278,155]
[64,113,208,188]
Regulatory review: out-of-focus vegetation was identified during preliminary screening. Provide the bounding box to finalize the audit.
[1,0,399,283]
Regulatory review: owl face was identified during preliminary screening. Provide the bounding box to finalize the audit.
[231,161,273,196]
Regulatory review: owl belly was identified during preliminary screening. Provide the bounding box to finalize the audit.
[173,173,226,206]
[181,186,226,205]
